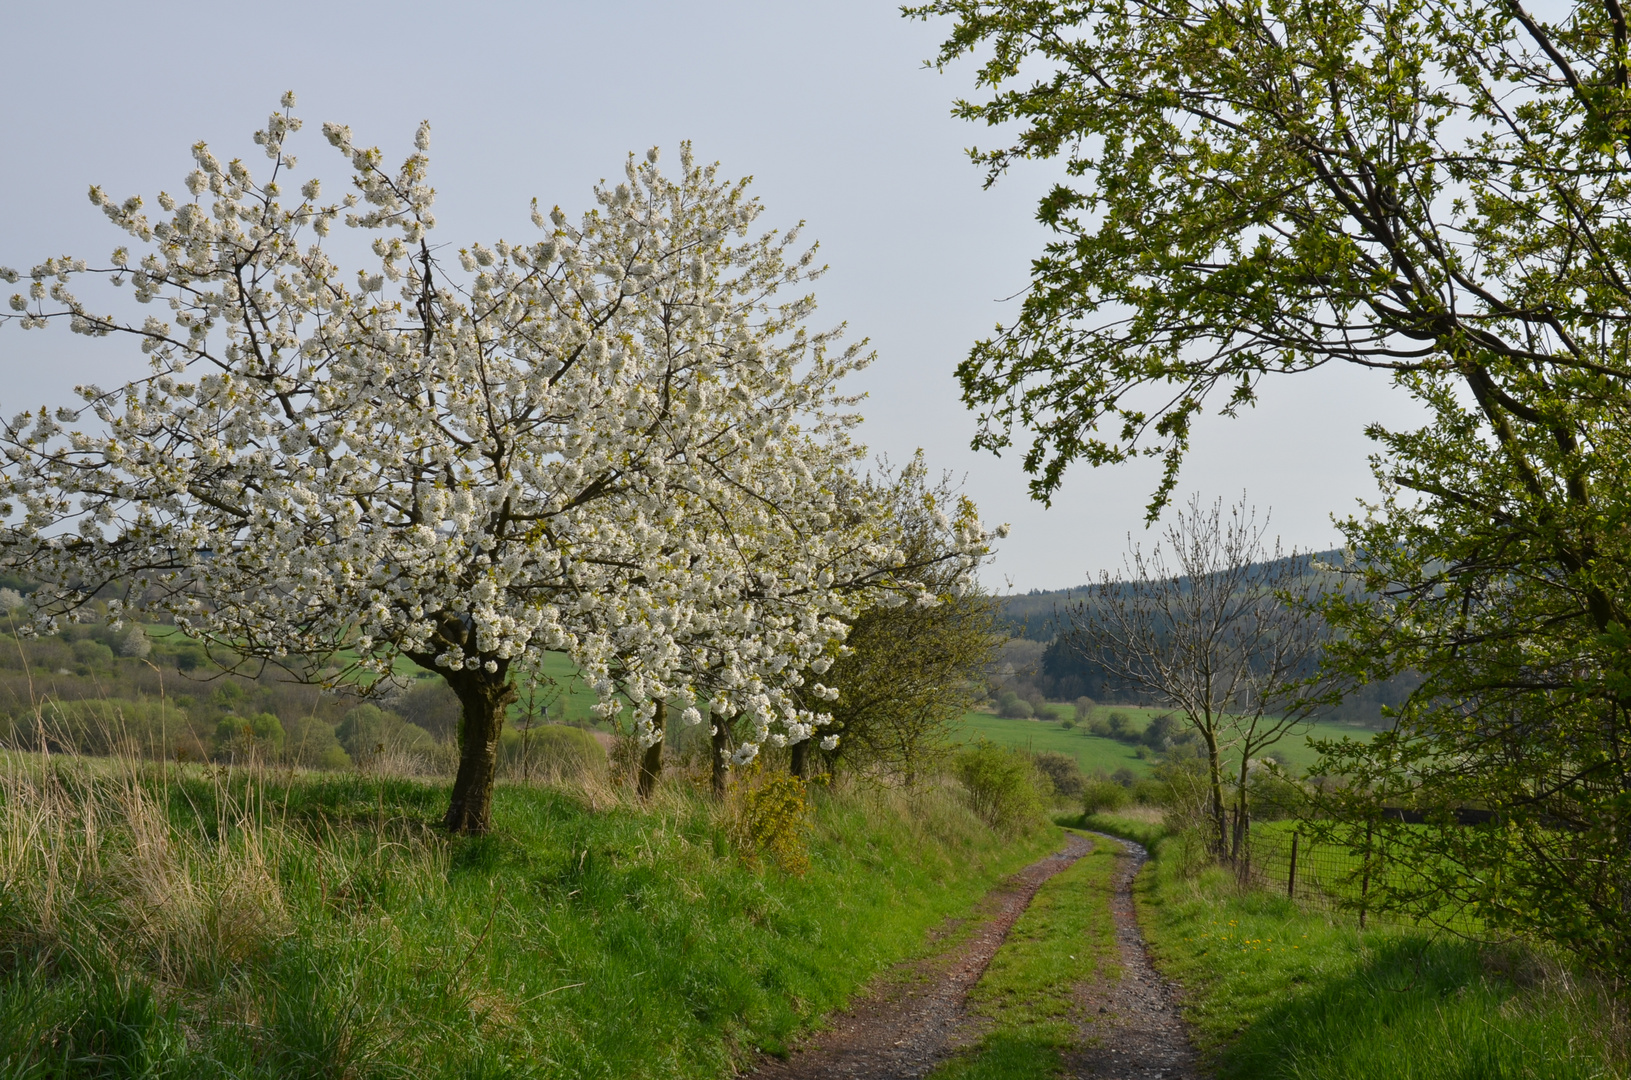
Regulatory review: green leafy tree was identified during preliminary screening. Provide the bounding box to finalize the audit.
[912,0,1631,972]
[810,468,1004,786]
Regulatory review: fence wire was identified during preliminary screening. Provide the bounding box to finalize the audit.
[1240,823,1484,937]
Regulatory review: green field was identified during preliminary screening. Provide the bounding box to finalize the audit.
[955,712,1153,777]
[958,708,1379,777]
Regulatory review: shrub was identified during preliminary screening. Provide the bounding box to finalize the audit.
[1073,696,1095,720]
[213,712,285,761]
[728,766,811,874]
[952,739,1047,833]
[1081,778,1129,813]
[1106,711,1135,740]
[1130,779,1168,805]
[283,716,350,770]
[395,679,462,741]
[335,704,432,760]
[501,723,606,780]
[71,639,115,672]
[1059,718,1076,730]
[116,626,152,659]
[997,694,1035,719]
[1141,712,1177,749]
[1032,751,1084,797]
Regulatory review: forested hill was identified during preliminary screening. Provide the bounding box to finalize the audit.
[993,550,1415,726]
[993,550,1343,641]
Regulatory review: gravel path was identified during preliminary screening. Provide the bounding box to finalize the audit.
[752,833,1093,1079]
[1067,833,1204,1080]
[748,831,1206,1080]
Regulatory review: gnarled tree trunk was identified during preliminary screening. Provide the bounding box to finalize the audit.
[637,699,667,799]
[440,665,519,835]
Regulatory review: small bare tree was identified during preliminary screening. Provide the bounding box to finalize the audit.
[1065,494,1335,865]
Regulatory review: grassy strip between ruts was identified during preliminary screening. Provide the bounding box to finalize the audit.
[1083,813,1627,1080]
[0,758,1061,1079]
[928,831,1121,1080]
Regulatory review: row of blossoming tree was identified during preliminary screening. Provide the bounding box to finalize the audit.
[0,97,998,832]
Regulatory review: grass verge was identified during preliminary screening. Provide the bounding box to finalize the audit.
[929,831,1122,1080]
[1084,817,1626,1079]
[0,756,1058,1079]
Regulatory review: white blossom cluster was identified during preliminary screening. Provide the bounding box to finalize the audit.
[0,97,1002,762]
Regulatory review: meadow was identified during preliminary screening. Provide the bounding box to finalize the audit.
[0,753,1059,1078]
[1084,814,1624,1079]
[954,712,1153,777]
[955,708,1379,778]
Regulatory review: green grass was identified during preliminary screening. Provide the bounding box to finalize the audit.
[1119,830,1625,1079]
[1079,811,1169,852]
[929,832,1123,1080]
[955,712,1153,777]
[959,709,1379,778]
[1269,718,1379,773]
[0,759,1061,1079]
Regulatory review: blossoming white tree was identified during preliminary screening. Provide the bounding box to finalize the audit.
[0,98,997,831]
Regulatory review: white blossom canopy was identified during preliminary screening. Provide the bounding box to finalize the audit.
[0,97,999,760]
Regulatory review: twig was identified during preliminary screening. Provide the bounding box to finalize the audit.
[443,898,501,995]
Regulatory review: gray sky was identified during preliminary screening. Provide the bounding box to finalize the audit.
[0,0,1422,591]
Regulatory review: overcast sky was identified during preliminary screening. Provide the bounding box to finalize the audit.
[0,1,1424,592]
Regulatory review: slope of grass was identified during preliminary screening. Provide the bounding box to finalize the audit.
[0,757,1059,1079]
[955,713,1153,777]
[1083,817,1623,1079]
[929,832,1123,1080]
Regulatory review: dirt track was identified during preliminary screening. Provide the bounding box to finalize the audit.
[1067,833,1203,1079]
[750,832,1206,1079]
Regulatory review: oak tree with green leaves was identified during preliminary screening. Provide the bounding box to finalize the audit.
[913,0,1631,974]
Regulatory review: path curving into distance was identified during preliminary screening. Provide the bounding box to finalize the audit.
[1069,833,1205,1080]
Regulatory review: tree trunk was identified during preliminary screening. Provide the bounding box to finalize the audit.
[441,667,519,835]
[790,740,807,778]
[637,699,667,799]
[711,713,731,799]
[1202,727,1228,861]
[1231,754,1252,873]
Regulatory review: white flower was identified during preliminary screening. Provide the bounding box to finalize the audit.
[0,114,988,784]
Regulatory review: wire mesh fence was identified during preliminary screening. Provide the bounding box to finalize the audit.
[1239,820,1484,936]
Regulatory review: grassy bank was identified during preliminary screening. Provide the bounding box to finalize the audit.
[1084,814,1625,1079]
[930,832,1122,1080]
[0,756,1057,1079]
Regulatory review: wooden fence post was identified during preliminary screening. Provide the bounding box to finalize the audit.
[1358,819,1374,929]
[1287,830,1299,899]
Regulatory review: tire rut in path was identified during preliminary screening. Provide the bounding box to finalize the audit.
[1067,833,1204,1080]
[750,833,1093,1080]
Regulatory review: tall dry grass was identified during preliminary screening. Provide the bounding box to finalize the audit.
[0,749,443,994]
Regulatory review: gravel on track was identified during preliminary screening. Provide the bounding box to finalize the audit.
[749,830,1207,1080]
[751,833,1093,1079]
[1066,833,1204,1080]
